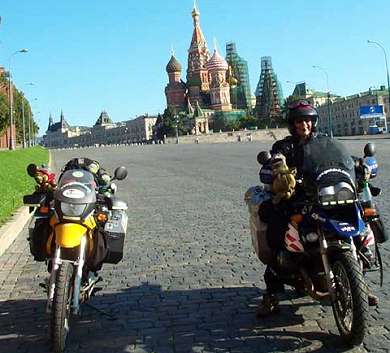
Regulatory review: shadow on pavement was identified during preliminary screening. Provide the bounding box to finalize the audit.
[0,283,357,353]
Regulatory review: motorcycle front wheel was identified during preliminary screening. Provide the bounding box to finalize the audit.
[50,262,74,353]
[331,252,368,346]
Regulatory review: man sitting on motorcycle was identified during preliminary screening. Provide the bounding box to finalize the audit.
[256,100,379,317]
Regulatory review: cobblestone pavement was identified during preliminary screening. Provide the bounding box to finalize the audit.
[0,141,389,353]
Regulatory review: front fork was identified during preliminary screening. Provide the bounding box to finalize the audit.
[72,235,87,315]
[319,230,359,303]
[46,246,61,313]
[46,235,87,315]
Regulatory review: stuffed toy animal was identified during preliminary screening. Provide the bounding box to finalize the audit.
[271,153,297,204]
[34,167,57,192]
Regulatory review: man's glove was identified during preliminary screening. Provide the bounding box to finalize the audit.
[271,153,297,204]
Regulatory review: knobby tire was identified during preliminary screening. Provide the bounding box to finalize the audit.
[50,262,73,353]
[331,251,369,346]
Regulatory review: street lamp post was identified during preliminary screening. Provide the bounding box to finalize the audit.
[8,49,28,150]
[313,65,333,138]
[368,40,390,133]
[175,114,179,144]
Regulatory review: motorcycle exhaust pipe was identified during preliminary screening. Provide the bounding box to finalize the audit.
[299,267,330,301]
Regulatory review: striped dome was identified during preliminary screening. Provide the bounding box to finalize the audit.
[166,55,182,73]
[207,49,228,72]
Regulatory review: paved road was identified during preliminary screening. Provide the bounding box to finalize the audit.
[0,141,389,353]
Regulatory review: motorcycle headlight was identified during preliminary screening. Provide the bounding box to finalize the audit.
[60,203,86,217]
[336,187,355,202]
[305,232,319,242]
[319,186,336,205]
[335,182,355,204]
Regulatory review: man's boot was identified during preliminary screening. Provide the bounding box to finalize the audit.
[256,293,280,318]
[367,288,379,307]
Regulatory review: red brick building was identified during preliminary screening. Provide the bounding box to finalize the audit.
[0,125,16,149]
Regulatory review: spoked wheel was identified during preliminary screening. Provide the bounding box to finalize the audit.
[331,252,369,346]
[50,262,74,353]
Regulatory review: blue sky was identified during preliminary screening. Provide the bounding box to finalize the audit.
[1,0,389,135]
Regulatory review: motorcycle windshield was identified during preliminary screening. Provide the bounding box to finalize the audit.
[302,136,355,181]
[55,169,96,204]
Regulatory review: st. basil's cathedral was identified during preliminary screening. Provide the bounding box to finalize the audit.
[164,4,251,132]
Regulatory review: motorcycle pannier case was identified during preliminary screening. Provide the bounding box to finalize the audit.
[244,186,273,265]
[103,210,128,264]
[28,218,51,261]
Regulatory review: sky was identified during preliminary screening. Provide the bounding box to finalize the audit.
[1,0,390,136]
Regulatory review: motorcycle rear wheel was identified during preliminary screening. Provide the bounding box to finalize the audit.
[50,262,74,353]
[331,252,368,346]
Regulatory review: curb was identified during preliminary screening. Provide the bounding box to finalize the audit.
[0,207,32,257]
[0,150,52,257]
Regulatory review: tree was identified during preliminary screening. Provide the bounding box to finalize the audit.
[154,107,187,140]
[0,70,35,143]
[238,114,258,129]
[0,94,8,134]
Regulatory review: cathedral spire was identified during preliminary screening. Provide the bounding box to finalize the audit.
[187,1,210,94]
[192,0,200,26]
[190,2,206,50]
[60,110,65,128]
[47,113,53,131]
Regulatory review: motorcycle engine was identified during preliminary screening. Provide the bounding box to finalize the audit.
[276,250,300,273]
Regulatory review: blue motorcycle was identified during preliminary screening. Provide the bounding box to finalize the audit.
[249,136,386,346]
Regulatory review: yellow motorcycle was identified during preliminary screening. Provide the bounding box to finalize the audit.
[24,164,128,353]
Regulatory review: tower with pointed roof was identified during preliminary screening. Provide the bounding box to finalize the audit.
[48,113,53,130]
[165,54,186,111]
[46,111,69,134]
[59,111,70,132]
[226,42,252,110]
[207,48,232,111]
[94,111,114,127]
[186,3,210,105]
[255,57,283,120]
[60,110,65,129]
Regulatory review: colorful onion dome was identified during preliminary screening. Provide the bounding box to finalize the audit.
[166,55,182,73]
[207,49,228,72]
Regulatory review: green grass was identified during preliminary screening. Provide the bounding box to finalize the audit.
[0,146,49,225]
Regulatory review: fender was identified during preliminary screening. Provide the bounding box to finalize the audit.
[55,223,88,248]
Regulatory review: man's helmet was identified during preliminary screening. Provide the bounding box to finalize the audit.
[287,100,318,135]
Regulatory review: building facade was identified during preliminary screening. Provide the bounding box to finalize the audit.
[43,111,157,148]
[317,87,390,136]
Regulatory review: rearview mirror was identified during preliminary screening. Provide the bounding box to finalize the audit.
[364,143,376,157]
[257,151,272,165]
[113,166,128,181]
[27,163,38,177]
